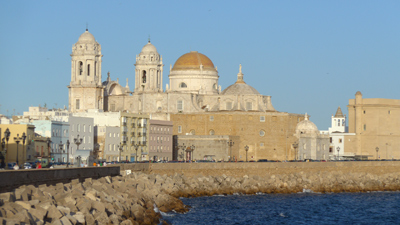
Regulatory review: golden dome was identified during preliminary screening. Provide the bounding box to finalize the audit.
[172,51,216,71]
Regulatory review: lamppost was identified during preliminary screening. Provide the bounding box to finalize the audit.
[66,140,70,168]
[58,141,64,163]
[22,133,26,167]
[47,138,51,163]
[14,133,26,166]
[4,128,10,169]
[336,146,340,160]
[118,143,124,162]
[376,147,379,160]
[293,142,298,161]
[245,145,249,162]
[227,140,234,162]
[177,143,186,161]
[74,135,82,165]
[133,143,139,162]
[1,138,5,168]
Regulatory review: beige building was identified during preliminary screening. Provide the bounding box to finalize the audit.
[120,112,149,161]
[0,124,35,167]
[149,120,173,161]
[345,91,400,159]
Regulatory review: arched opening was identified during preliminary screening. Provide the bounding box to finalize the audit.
[79,62,83,75]
[180,82,187,88]
[142,71,147,83]
[87,64,90,76]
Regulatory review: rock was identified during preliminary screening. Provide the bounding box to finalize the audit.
[60,216,72,225]
[46,205,63,220]
[86,213,96,225]
[66,214,78,225]
[15,201,31,210]
[121,220,134,225]
[0,192,15,203]
[109,214,120,224]
[72,212,85,224]
[29,207,47,221]
[94,211,110,224]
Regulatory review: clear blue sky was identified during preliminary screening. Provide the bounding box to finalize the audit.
[1,1,399,130]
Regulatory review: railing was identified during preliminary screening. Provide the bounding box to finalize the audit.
[131,132,135,136]
[122,122,127,126]
[138,132,142,137]
[131,140,135,145]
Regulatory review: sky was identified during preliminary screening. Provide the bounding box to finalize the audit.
[1,1,399,130]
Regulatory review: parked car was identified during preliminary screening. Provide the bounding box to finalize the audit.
[23,162,32,169]
[7,162,17,169]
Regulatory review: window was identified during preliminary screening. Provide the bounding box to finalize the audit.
[209,130,215,135]
[76,99,80,110]
[260,142,264,146]
[109,144,111,151]
[178,126,182,133]
[363,110,366,114]
[388,110,391,114]
[89,125,92,132]
[226,102,232,110]
[79,61,83,75]
[142,71,147,83]
[190,130,195,135]
[339,138,342,143]
[177,100,183,111]
[342,119,345,126]
[260,116,265,122]
[87,64,90,76]
[246,102,252,110]
[364,124,366,131]
[78,124,80,132]
[179,82,187,88]
[259,130,265,136]
[210,116,214,121]
[83,125,86,132]
[330,137,332,143]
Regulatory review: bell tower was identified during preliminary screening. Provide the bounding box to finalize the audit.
[134,40,163,93]
[68,29,104,112]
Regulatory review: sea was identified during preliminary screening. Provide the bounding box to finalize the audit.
[161,191,400,225]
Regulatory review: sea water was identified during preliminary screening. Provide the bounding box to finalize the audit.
[163,191,400,224]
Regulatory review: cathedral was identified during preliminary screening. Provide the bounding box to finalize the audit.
[68,29,305,161]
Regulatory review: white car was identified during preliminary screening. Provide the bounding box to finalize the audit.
[23,163,32,169]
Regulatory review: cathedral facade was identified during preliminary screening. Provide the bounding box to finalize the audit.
[68,30,305,161]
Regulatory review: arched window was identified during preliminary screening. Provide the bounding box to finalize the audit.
[259,130,265,137]
[190,130,196,135]
[87,64,90,76]
[79,62,83,75]
[213,83,217,89]
[142,71,147,83]
[209,130,215,135]
[179,82,187,88]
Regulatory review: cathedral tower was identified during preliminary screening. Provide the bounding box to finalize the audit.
[134,40,163,93]
[68,29,104,112]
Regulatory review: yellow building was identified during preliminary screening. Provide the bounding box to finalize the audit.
[346,91,400,159]
[0,124,35,167]
[171,112,302,161]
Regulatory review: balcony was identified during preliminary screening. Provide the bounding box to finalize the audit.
[122,131,127,136]
[142,132,147,136]
[122,122,127,126]
[138,132,142,137]
[131,132,135,136]
[131,140,135,145]
[131,123,136,128]
[138,123,143,128]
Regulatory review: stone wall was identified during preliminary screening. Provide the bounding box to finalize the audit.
[0,167,120,193]
[121,161,400,178]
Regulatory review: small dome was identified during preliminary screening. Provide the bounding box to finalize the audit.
[172,51,216,72]
[141,41,158,54]
[296,113,319,134]
[221,64,260,95]
[356,91,362,96]
[221,83,260,95]
[77,30,96,44]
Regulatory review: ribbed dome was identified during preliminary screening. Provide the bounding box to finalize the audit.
[221,83,260,95]
[77,30,96,44]
[296,114,319,134]
[141,41,158,54]
[172,51,216,72]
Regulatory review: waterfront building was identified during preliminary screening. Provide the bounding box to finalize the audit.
[0,124,35,167]
[69,116,94,165]
[17,106,70,123]
[294,114,330,160]
[149,120,173,161]
[345,91,400,159]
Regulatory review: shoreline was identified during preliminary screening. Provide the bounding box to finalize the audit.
[1,170,400,224]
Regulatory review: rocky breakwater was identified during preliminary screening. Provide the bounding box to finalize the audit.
[2,170,400,224]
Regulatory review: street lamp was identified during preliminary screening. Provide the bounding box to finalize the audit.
[118,143,124,162]
[187,145,195,162]
[14,133,26,166]
[227,140,234,162]
[47,138,51,162]
[22,133,26,167]
[1,138,5,168]
[74,135,83,165]
[336,146,340,161]
[4,128,10,169]
[245,145,249,162]
[293,142,298,161]
[177,143,186,161]
[133,143,139,162]
[376,147,379,160]
[66,140,70,168]
[59,141,64,163]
